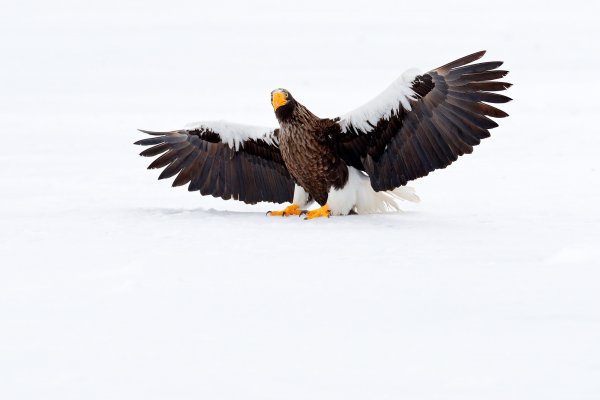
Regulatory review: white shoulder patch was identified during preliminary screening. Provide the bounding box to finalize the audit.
[338,68,420,132]
[183,120,278,150]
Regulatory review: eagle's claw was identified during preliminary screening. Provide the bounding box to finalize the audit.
[266,204,304,217]
[303,205,331,220]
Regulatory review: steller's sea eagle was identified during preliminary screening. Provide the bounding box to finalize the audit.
[135,50,511,219]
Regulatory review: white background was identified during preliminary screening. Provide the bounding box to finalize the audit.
[1,0,599,399]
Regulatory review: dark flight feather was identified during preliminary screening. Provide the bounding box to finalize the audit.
[135,128,294,204]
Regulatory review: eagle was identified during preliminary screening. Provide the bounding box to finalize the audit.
[135,50,511,219]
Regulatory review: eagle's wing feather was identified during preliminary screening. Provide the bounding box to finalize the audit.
[333,50,511,191]
[135,121,294,204]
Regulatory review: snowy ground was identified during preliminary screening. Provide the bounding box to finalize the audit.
[1,1,599,399]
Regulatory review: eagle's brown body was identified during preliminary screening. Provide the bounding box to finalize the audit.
[277,103,348,205]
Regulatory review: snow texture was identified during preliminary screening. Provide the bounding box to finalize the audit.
[1,1,600,399]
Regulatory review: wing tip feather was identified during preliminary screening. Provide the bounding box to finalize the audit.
[138,128,164,135]
[435,50,487,72]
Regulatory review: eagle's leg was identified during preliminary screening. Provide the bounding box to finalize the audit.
[266,204,304,217]
[303,204,331,220]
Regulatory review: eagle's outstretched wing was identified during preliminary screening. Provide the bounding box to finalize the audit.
[332,50,511,191]
[134,121,294,204]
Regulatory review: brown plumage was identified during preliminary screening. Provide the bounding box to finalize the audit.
[276,100,348,205]
[135,50,511,216]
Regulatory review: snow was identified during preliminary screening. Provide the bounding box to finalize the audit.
[1,0,600,399]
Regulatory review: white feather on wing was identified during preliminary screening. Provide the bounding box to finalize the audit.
[183,120,278,150]
[337,68,420,133]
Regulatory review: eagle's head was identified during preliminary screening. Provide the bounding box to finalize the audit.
[271,88,296,121]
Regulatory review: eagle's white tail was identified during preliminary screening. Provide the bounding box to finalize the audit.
[388,186,421,203]
[327,167,420,215]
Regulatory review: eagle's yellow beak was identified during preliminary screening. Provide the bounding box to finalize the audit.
[272,91,288,110]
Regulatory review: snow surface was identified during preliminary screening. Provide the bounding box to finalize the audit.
[1,1,600,399]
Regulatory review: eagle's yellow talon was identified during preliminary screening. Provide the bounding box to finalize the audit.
[266,204,303,217]
[303,205,331,220]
